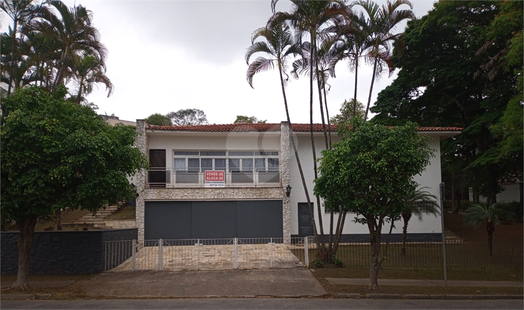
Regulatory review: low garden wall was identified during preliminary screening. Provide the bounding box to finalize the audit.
[1,228,137,275]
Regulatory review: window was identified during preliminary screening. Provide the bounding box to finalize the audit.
[172,150,279,180]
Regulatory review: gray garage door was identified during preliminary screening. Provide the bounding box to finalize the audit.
[144,200,283,240]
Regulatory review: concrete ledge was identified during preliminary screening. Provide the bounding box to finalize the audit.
[366,293,402,299]
[1,294,35,300]
[403,294,431,299]
[445,294,523,300]
[34,293,52,300]
[337,293,362,298]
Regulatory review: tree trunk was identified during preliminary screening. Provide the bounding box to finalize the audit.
[308,31,325,245]
[368,216,383,290]
[370,233,381,290]
[401,214,410,256]
[12,216,38,289]
[353,58,358,116]
[277,59,319,247]
[7,18,18,95]
[364,56,378,121]
[486,221,494,257]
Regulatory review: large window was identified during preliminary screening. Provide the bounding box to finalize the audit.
[172,150,279,184]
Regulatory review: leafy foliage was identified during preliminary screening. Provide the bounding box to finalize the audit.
[167,109,208,126]
[146,113,172,126]
[1,86,148,287]
[0,0,111,103]
[330,99,365,124]
[464,203,513,256]
[234,115,266,124]
[371,1,523,205]
[314,119,433,288]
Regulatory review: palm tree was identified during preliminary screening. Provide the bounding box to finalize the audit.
[71,52,113,104]
[400,187,439,255]
[0,0,37,95]
[464,203,510,257]
[356,0,415,120]
[270,0,349,251]
[245,19,320,242]
[30,0,107,92]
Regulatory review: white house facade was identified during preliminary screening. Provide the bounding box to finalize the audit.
[134,120,461,243]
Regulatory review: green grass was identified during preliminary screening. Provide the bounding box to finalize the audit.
[104,206,136,220]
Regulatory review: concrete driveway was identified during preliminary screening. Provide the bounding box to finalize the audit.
[77,268,326,298]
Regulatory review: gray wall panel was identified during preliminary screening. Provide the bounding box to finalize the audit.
[145,201,192,239]
[237,200,283,238]
[192,201,237,239]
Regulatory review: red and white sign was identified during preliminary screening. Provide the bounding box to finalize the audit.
[205,170,225,187]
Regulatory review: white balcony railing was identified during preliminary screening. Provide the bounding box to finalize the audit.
[147,168,280,188]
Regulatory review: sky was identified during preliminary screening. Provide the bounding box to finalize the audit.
[0,0,438,124]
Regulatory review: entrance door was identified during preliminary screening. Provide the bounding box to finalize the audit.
[298,203,314,237]
[149,149,166,188]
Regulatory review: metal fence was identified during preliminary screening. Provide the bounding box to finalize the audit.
[104,237,311,272]
[104,236,522,273]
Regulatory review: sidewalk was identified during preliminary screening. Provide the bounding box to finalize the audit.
[1,270,523,300]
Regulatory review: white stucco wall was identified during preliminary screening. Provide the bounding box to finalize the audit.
[147,131,281,170]
[288,133,443,235]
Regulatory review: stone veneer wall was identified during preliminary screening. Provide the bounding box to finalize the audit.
[135,119,148,245]
[280,122,291,243]
[1,229,137,275]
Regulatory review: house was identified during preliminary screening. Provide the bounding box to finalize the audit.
[134,120,461,243]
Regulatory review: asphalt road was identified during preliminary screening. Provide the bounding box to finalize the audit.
[2,298,523,309]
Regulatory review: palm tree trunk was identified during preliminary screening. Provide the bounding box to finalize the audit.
[322,85,332,148]
[277,60,319,244]
[401,219,408,256]
[353,58,358,115]
[364,56,378,121]
[309,31,325,247]
[487,222,494,257]
[77,75,85,104]
[7,18,18,95]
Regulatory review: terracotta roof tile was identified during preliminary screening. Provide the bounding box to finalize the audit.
[147,123,281,132]
[146,123,462,132]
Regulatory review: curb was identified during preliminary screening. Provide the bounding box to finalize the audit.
[336,293,523,300]
[1,293,51,300]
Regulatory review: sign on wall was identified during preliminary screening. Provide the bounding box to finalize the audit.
[205,170,225,187]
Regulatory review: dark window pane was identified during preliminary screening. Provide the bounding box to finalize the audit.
[215,159,226,170]
[201,158,212,171]
[229,151,254,156]
[200,151,226,156]
[174,151,199,155]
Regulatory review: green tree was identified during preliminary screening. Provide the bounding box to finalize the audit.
[167,108,208,126]
[270,0,348,253]
[146,113,172,126]
[1,86,148,289]
[400,186,439,256]
[29,0,107,92]
[356,0,415,120]
[71,52,113,104]
[371,1,522,205]
[330,99,365,124]
[0,0,37,94]
[314,119,433,289]
[233,115,266,124]
[464,203,511,257]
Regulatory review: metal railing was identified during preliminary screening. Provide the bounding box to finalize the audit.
[147,168,280,188]
[104,236,521,273]
[104,237,311,272]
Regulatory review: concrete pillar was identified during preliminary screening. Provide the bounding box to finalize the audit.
[280,121,291,244]
[135,119,148,243]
